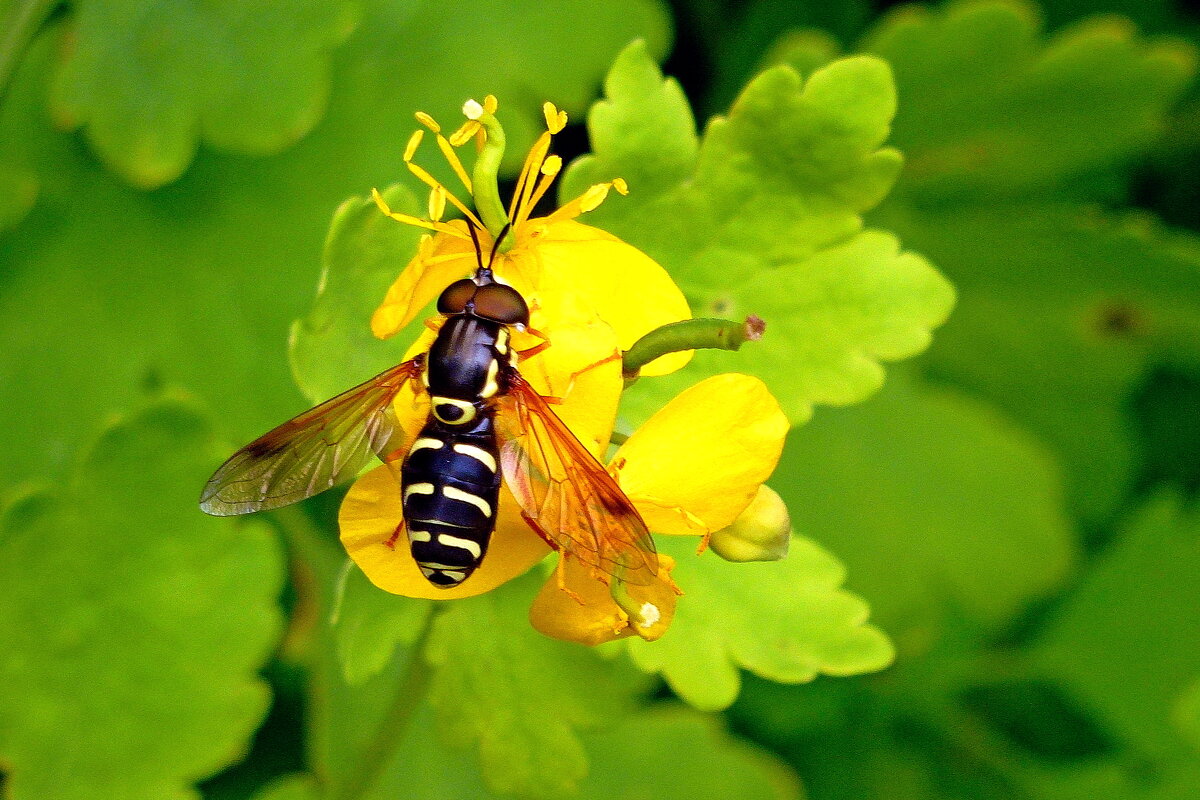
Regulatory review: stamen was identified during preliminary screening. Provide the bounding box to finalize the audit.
[507,131,551,223]
[545,179,627,223]
[414,111,441,133]
[483,95,498,114]
[428,186,446,222]
[404,161,485,230]
[403,129,424,162]
[517,155,563,228]
[436,134,473,193]
[542,101,567,134]
[449,120,480,147]
[372,188,471,240]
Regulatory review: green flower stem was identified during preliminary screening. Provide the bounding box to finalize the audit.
[0,0,60,104]
[269,505,436,800]
[331,617,436,800]
[471,111,512,246]
[622,315,766,381]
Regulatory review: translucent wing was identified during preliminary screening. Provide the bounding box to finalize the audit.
[496,369,658,586]
[200,359,425,516]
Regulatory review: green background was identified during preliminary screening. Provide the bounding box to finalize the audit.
[2,0,1199,798]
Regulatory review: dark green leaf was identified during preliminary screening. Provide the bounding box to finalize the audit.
[0,399,285,800]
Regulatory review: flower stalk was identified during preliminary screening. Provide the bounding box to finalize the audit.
[622,315,766,381]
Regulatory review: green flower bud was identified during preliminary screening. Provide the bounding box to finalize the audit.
[709,485,791,562]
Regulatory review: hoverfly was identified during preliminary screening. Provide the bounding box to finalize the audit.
[200,222,658,591]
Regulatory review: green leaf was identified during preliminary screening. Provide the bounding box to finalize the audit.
[894,203,1200,524]
[0,2,670,490]
[1176,679,1200,751]
[1034,493,1200,760]
[332,563,431,687]
[288,185,427,404]
[423,570,637,798]
[862,0,1196,200]
[577,706,803,800]
[0,399,285,800]
[251,775,319,800]
[775,372,1077,640]
[49,0,358,188]
[565,41,954,425]
[624,534,894,712]
[0,161,37,232]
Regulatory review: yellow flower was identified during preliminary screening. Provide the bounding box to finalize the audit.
[370,96,691,377]
[339,97,789,646]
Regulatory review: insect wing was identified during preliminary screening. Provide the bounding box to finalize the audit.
[496,369,659,586]
[200,360,425,516]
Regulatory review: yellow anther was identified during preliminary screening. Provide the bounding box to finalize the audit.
[428,186,447,222]
[414,111,441,133]
[403,129,424,162]
[541,154,562,176]
[449,120,479,147]
[579,183,610,212]
[483,95,498,114]
[612,177,629,195]
[543,102,567,134]
[463,98,484,120]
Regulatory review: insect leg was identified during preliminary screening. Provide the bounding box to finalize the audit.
[555,553,586,606]
[516,326,551,359]
[384,521,405,549]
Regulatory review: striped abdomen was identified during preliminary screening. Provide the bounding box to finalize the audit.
[400,420,501,587]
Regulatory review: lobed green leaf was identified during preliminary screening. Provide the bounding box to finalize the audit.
[1034,494,1200,760]
[289,185,428,404]
[423,570,637,798]
[894,203,1200,524]
[0,399,285,800]
[332,564,432,687]
[775,372,1077,641]
[50,0,359,188]
[862,0,1197,200]
[566,41,954,425]
[624,534,895,711]
[0,1,670,490]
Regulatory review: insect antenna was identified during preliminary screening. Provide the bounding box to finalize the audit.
[486,222,512,272]
[470,220,512,285]
[465,219,486,277]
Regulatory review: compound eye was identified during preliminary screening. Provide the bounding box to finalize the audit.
[473,283,530,325]
[437,279,478,314]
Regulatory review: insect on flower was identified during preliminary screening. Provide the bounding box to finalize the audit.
[199,219,661,593]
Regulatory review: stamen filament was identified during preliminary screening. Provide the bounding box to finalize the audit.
[371,188,470,240]
[517,155,562,229]
[404,161,484,230]
[436,134,473,194]
[510,132,551,225]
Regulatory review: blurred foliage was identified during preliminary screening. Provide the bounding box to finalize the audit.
[3,0,1200,799]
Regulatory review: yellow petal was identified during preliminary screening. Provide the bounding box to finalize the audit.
[340,464,551,599]
[371,222,481,339]
[613,373,788,536]
[529,553,678,645]
[513,294,623,458]
[516,219,692,376]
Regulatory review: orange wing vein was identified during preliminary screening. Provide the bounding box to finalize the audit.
[496,369,658,586]
[199,359,424,516]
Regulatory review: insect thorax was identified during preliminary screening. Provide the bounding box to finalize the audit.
[425,315,510,426]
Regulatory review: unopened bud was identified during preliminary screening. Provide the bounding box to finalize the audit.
[709,485,791,562]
